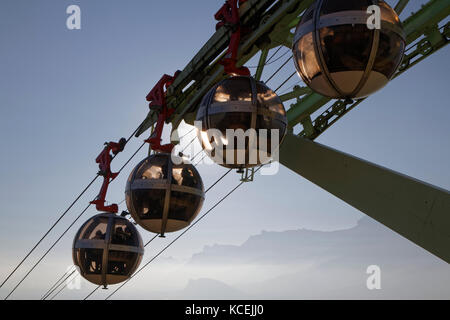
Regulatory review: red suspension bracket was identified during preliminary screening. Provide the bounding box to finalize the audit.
[145,71,180,153]
[215,0,250,76]
[91,138,127,213]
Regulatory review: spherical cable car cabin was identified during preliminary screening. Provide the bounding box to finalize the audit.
[72,213,144,288]
[292,0,406,99]
[125,153,205,236]
[196,76,287,169]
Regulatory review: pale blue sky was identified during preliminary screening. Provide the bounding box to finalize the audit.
[0,0,449,299]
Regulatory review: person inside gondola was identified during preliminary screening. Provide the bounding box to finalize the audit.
[93,230,105,240]
[84,249,102,274]
[181,167,197,188]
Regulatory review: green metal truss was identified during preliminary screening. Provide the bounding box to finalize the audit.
[131,0,450,263]
[135,0,449,142]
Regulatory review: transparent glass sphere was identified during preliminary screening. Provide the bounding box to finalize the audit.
[196,76,287,169]
[72,213,144,287]
[292,0,405,99]
[125,153,205,235]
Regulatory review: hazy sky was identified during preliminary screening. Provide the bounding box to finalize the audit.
[0,0,448,299]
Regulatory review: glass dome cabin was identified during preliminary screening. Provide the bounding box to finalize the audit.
[196,76,287,169]
[292,0,406,99]
[125,153,205,236]
[72,213,144,288]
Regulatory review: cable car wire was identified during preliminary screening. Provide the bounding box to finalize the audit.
[278,80,302,96]
[47,228,159,300]
[51,225,160,301]
[103,169,253,300]
[116,141,146,173]
[247,46,289,68]
[44,49,286,300]
[0,176,99,291]
[83,57,286,300]
[265,46,286,64]
[52,234,159,301]
[205,169,232,193]
[265,55,293,84]
[4,203,91,300]
[41,266,76,300]
[82,233,159,300]
[4,135,146,300]
[56,58,280,299]
[81,167,233,300]
[263,46,283,65]
[82,282,101,300]
[180,136,198,154]
[0,124,143,291]
[178,127,196,140]
[190,149,204,163]
[41,197,131,300]
[41,268,74,300]
[43,138,199,300]
[46,138,219,300]
[194,154,207,167]
[274,71,297,93]
[43,268,77,300]
[49,270,79,300]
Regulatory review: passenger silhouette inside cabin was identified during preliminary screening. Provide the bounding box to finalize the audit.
[139,190,164,219]
[112,225,135,246]
[85,249,102,274]
[108,251,134,276]
[93,230,105,240]
[181,167,197,188]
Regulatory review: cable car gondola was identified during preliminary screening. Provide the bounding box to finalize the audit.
[125,153,205,237]
[292,0,405,99]
[196,76,287,169]
[72,213,144,288]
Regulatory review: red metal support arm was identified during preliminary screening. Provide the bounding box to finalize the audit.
[145,71,180,153]
[91,138,127,213]
[215,0,250,76]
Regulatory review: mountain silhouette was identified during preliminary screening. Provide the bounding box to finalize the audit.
[176,216,450,299]
[189,216,443,266]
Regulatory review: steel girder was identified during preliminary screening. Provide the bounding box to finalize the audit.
[133,0,450,262]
